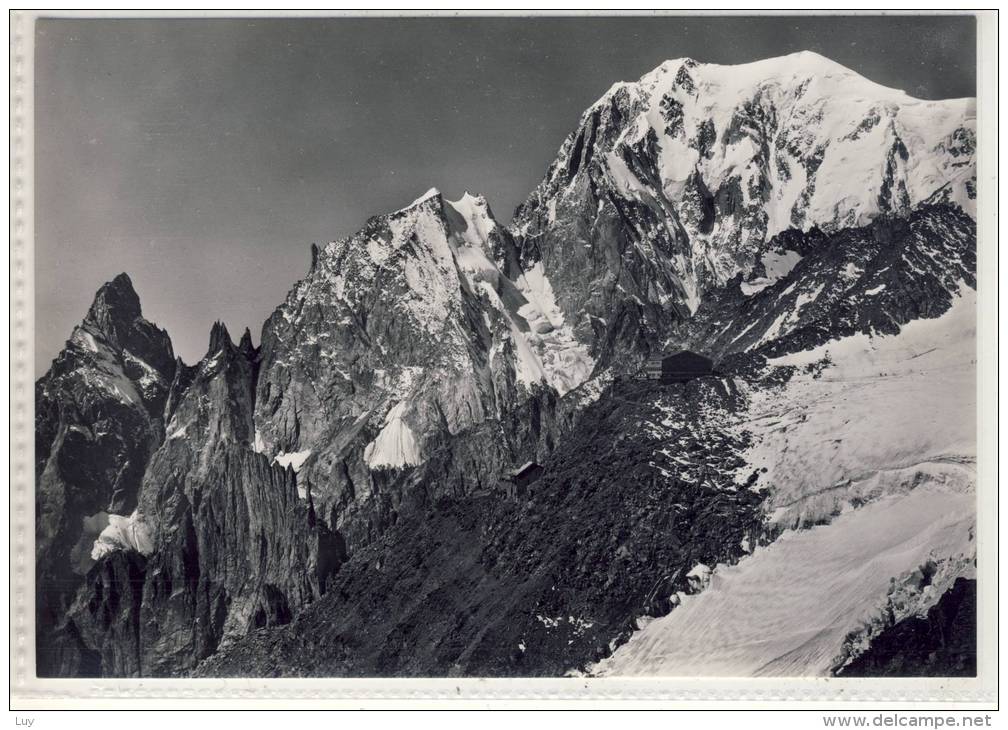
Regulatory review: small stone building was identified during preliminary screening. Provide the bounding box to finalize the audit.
[501,461,544,499]
[643,350,714,384]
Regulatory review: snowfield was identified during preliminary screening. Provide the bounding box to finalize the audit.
[594,486,973,676]
[755,286,976,528]
[595,289,976,677]
[274,449,312,473]
[513,262,594,396]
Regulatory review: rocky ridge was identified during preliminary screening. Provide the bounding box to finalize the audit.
[675,203,976,359]
[39,314,344,676]
[35,274,175,675]
[252,188,594,550]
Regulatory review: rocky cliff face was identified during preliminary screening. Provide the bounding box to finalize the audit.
[837,578,976,677]
[508,52,976,365]
[35,274,175,676]
[39,190,598,676]
[195,375,767,678]
[36,51,977,679]
[252,189,594,549]
[675,203,976,358]
[42,315,344,677]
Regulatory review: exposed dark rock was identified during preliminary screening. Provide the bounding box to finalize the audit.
[195,377,766,677]
[35,275,175,677]
[837,578,976,677]
[64,549,148,677]
[46,315,345,676]
[675,204,975,360]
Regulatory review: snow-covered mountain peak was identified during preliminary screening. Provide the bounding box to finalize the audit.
[447,190,494,223]
[507,51,976,362]
[306,185,503,302]
[395,186,443,214]
[611,52,903,109]
[452,189,485,204]
[445,191,499,254]
[447,189,491,214]
[251,171,594,495]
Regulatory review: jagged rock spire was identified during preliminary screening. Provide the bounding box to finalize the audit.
[208,321,233,354]
[238,327,256,358]
[83,273,142,340]
[78,272,175,379]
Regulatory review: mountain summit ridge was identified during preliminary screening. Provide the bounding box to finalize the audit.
[505,51,975,363]
[604,51,968,105]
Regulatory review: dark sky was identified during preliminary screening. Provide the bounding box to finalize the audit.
[34,15,977,372]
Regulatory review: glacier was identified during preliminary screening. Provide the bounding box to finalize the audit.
[595,288,976,676]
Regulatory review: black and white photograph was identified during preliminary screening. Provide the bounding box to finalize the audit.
[10,9,998,709]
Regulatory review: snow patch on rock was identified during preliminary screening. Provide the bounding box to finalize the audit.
[91,510,154,560]
[253,429,266,454]
[396,187,441,213]
[514,263,595,396]
[72,327,99,353]
[274,449,312,473]
[166,422,189,440]
[364,401,422,469]
[741,250,803,296]
[685,563,713,593]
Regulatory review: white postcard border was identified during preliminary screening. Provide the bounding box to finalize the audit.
[9,8,999,708]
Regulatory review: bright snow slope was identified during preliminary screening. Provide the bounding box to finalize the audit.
[594,288,976,676]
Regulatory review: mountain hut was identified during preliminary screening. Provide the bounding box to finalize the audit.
[643,350,714,384]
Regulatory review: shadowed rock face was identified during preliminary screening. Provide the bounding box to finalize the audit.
[194,377,766,678]
[76,441,343,677]
[838,578,976,677]
[673,204,976,359]
[35,273,175,677]
[41,310,346,677]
